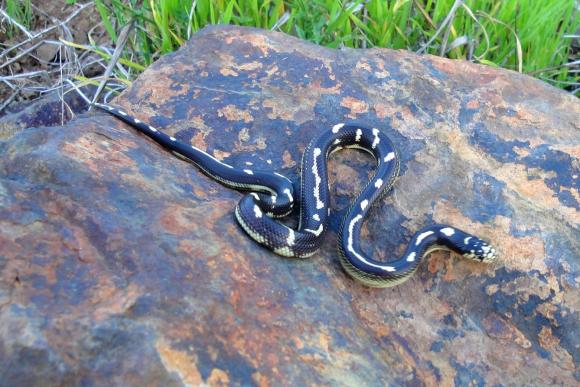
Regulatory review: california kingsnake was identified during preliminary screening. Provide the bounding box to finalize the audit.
[95,103,497,287]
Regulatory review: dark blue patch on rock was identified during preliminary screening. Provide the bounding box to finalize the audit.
[430,341,444,352]
[452,359,486,387]
[459,105,478,127]
[557,190,579,209]
[522,144,579,209]
[469,123,529,163]
[465,171,512,222]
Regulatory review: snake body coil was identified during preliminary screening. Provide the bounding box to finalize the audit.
[96,103,496,287]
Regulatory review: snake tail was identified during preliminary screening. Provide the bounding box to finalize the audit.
[94,103,295,217]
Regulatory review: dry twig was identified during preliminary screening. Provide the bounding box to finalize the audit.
[90,22,134,108]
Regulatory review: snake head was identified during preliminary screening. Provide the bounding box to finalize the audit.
[461,237,497,263]
[429,226,497,264]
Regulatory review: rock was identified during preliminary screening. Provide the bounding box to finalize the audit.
[0,25,578,385]
[0,86,93,141]
[35,43,59,64]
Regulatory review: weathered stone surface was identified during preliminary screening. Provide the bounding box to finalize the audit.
[1,26,578,385]
[0,86,92,141]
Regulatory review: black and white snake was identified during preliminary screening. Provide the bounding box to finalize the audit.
[95,103,496,287]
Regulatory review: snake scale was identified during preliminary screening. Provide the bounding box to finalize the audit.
[95,103,496,287]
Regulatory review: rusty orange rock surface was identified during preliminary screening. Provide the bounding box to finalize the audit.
[0,26,578,385]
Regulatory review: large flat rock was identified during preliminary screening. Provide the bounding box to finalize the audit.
[1,25,578,385]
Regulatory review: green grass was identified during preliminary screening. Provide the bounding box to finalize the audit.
[3,0,578,94]
[2,0,32,38]
[92,0,578,93]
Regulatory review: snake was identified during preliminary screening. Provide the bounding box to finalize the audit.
[95,103,497,287]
